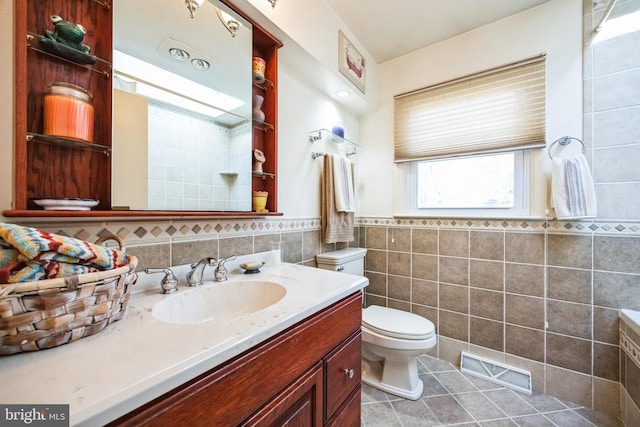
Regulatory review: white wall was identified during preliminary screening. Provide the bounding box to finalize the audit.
[113,89,149,210]
[276,61,360,218]
[358,0,583,217]
[237,0,377,117]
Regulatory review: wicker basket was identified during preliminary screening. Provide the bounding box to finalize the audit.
[0,235,138,355]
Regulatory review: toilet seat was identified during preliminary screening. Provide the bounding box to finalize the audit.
[361,325,437,351]
[362,306,435,340]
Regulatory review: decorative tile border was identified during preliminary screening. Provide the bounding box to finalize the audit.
[15,215,640,246]
[356,217,640,236]
[21,217,322,245]
[621,329,640,369]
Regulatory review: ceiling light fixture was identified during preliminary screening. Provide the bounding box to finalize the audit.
[191,58,210,71]
[268,0,277,9]
[216,7,241,38]
[169,47,190,61]
[184,0,205,18]
[336,90,350,98]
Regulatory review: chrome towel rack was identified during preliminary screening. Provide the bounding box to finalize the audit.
[312,151,356,159]
[548,136,585,159]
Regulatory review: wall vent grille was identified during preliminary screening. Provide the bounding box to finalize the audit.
[460,352,532,395]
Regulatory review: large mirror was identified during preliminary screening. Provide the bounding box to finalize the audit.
[112,0,253,211]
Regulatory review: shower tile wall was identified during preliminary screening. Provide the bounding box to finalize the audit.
[585,0,640,219]
[360,221,640,419]
[147,105,251,211]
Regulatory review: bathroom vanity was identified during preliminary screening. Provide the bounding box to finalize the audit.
[111,292,362,426]
[0,262,367,426]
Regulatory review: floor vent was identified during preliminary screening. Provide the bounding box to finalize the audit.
[460,352,532,395]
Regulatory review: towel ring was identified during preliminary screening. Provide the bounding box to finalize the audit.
[548,136,585,159]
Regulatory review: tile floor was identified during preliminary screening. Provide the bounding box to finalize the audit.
[361,355,623,427]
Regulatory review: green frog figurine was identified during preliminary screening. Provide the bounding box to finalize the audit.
[40,15,97,64]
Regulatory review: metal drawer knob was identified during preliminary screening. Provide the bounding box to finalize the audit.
[344,368,355,379]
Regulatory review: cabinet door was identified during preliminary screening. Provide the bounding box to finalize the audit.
[324,331,362,421]
[243,363,323,426]
[326,386,361,427]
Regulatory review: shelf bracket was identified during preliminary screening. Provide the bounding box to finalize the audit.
[309,131,322,143]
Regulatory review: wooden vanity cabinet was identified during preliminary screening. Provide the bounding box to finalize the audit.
[110,292,362,427]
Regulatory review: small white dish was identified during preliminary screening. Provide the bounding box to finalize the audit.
[240,261,265,274]
[33,198,100,211]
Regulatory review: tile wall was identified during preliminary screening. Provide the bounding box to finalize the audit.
[584,0,640,219]
[357,217,640,419]
[147,105,251,211]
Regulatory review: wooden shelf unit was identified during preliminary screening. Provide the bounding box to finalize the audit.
[251,23,282,214]
[14,0,113,212]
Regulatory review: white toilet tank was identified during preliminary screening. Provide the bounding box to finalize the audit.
[316,248,367,275]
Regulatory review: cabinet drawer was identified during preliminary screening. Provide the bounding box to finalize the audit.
[325,331,361,421]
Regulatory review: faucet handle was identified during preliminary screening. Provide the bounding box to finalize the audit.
[214,256,236,282]
[145,268,179,294]
[218,256,236,267]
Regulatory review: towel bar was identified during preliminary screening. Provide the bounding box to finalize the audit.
[312,151,356,159]
[548,136,585,159]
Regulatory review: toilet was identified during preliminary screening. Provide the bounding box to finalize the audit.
[316,248,436,400]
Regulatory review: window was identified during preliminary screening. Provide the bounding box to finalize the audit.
[406,151,529,217]
[394,56,545,217]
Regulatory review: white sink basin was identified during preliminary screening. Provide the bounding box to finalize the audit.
[152,281,287,324]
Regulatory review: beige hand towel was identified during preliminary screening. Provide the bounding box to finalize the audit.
[322,154,354,244]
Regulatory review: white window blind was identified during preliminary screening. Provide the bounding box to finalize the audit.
[394,56,546,162]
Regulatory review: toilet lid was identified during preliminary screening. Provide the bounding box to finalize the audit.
[362,306,435,340]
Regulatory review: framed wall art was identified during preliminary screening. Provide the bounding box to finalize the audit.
[338,30,366,94]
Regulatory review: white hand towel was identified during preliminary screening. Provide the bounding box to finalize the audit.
[551,153,597,220]
[331,154,355,213]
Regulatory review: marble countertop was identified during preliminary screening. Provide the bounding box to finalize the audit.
[0,254,368,426]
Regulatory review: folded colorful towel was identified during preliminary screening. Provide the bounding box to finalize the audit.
[0,223,131,283]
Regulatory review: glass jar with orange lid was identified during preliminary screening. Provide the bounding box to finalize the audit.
[43,82,95,142]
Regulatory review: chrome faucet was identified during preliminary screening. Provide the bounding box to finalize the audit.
[214,256,236,282]
[145,267,179,294]
[186,257,217,286]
